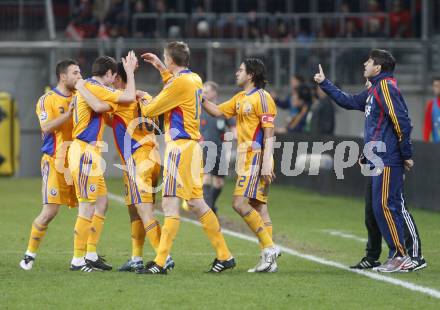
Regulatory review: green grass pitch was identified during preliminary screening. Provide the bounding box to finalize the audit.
[1,177,440,309]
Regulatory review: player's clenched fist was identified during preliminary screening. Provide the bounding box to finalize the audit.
[314,64,326,84]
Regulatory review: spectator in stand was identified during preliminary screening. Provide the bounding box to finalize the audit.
[273,75,304,118]
[102,0,128,38]
[306,85,335,135]
[423,77,440,143]
[339,1,362,36]
[342,20,361,37]
[366,18,386,37]
[276,84,312,134]
[131,0,148,38]
[66,0,100,40]
[389,0,412,38]
[365,0,385,36]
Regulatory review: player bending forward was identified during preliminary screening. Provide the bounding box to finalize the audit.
[76,61,174,272]
[136,41,234,274]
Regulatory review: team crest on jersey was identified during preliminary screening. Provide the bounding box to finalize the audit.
[243,102,252,114]
[50,188,58,196]
[39,111,48,121]
[89,184,96,192]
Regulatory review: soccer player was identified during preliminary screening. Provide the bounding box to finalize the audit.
[77,61,174,272]
[19,59,81,271]
[200,81,236,214]
[201,58,280,273]
[68,52,137,272]
[137,41,235,274]
[315,49,414,273]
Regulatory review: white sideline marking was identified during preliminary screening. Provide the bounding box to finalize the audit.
[108,193,440,300]
[322,229,368,243]
[321,229,387,248]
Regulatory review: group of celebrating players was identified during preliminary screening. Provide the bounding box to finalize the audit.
[19,41,426,275]
[19,41,281,274]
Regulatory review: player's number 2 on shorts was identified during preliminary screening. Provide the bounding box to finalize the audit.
[238,176,246,187]
[195,88,202,120]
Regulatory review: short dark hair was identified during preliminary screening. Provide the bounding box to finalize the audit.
[56,59,78,81]
[368,49,396,73]
[433,77,440,82]
[243,58,268,89]
[116,61,127,84]
[165,41,190,67]
[92,56,117,77]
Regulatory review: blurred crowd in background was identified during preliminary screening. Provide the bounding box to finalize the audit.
[61,0,423,40]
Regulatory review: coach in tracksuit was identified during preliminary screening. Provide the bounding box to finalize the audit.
[314,49,421,273]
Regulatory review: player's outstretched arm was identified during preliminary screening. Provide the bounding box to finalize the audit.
[314,64,368,111]
[39,100,74,134]
[141,53,167,73]
[75,79,112,113]
[118,50,137,103]
[201,98,224,117]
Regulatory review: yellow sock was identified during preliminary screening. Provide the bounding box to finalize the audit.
[74,216,92,258]
[154,216,180,267]
[26,222,48,253]
[131,219,145,258]
[259,222,273,249]
[87,214,105,253]
[199,209,231,261]
[243,209,273,248]
[144,219,161,253]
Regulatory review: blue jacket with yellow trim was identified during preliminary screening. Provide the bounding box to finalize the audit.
[319,72,413,167]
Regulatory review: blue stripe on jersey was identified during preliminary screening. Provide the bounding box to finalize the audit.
[169,107,191,140]
[258,90,268,113]
[244,154,258,197]
[51,87,70,98]
[41,132,56,156]
[112,115,142,160]
[252,125,264,150]
[76,112,102,143]
[173,151,181,196]
[246,87,259,96]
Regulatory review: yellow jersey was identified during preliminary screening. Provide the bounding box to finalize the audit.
[110,94,158,161]
[141,69,203,142]
[72,78,121,144]
[218,87,277,152]
[36,88,74,157]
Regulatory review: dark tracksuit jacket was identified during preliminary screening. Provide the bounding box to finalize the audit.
[319,72,418,258]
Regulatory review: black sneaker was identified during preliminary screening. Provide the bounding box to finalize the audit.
[402,256,427,272]
[118,259,144,272]
[70,262,95,272]
[85,255,112,271]
[136,261,167,275]
[208,257,236,273]
[350,257,381,269]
